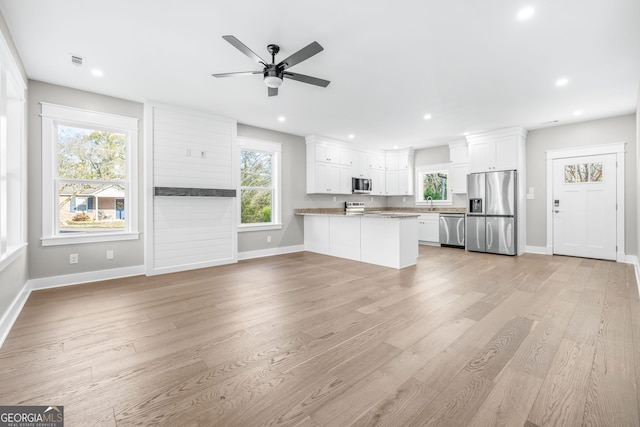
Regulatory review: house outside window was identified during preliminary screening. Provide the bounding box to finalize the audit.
[40,103,139,246]
[237,137,282,231]
[415,164,452,206]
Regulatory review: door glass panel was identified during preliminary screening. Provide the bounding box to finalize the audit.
[589,162,603,182]
[564,165,577,183]
[577,164,589,182]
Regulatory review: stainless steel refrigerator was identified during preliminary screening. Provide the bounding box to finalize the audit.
[466,170,517,255]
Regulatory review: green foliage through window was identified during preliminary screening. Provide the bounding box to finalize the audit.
[422,172,448,201]
[241,150,273,224]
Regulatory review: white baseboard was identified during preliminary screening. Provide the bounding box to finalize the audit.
[626,255,640,298]
[238,245,305,260]
[28,265,145,291]
[0,282,30,349]
[525,245,548,255]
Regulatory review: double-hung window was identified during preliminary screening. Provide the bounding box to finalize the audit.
[237,137,281,231]
[41,104,139,245]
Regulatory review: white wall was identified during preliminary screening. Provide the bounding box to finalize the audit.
[526,113,637,255]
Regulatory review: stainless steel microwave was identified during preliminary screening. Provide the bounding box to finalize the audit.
[352,177,372,194]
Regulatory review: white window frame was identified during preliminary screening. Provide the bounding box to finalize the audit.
[40,103,139,246]
[414,163,453,206]
[0,31,27,273]
[237,137,282,232]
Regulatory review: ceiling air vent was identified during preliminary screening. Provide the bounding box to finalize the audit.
[70,55,85,66]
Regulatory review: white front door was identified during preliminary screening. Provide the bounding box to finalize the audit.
[552,154,617,260]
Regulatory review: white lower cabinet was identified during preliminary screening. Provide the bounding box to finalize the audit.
[304,215,330,254]
[329,216,361,261]
[418,213,440,244]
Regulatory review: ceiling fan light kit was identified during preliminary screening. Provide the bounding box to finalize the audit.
[212,35,330,97]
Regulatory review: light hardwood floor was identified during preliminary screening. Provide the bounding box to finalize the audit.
[1,246,639,426]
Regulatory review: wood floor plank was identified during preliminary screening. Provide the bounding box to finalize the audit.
[0,247,637,426]
[526,339,596,427]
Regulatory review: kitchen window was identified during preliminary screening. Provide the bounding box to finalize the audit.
[40,103,139,246]
[415,164,452,206]
[238,137,282,231]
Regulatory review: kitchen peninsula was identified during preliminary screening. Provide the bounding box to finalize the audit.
[295,208,420,269]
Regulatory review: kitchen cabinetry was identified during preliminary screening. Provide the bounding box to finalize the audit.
[448,140,469,194]
[449,163,469,194]
[468,136,519,173]
[418,213,440,244]
[315,143,340,164]
[306,136,414,196]
[315,162,341,194]
[370,168,386,195]
[384,149,414,196]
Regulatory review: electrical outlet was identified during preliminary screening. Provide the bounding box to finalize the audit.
[186,148,191,157]
[106,250,114,260]
[267,236,272,243]
[69,254,78,264]
[332,196,336,202]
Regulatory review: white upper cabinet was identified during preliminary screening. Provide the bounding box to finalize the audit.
[315,143,340,164]
[369,152,385,170]
[448,140,469,194]
[384,149,414,196]
[306,136,413,195]
[467,128,525,173]
[385,154,399,170]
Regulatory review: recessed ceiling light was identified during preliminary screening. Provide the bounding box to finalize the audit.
[556,78,568,87]
[91,69,103,77]
[393,145,398,149]
[277,116,286,122]
[517,7,535,20]
[423,114,432,120]
[573,110,583,116]
[463,132,470,136]
[348,134,355,140]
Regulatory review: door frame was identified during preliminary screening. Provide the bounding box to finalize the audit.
[545,142,626,261]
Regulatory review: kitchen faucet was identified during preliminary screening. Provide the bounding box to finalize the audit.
[426,195,433,208]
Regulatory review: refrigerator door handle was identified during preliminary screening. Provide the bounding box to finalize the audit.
[487,221,493,249]
[457,218,464,245]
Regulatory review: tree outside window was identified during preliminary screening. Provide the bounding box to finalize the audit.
[57,126,127,233]
[240,149,273,224]
[41,103,139,245]
[237,137,281,230]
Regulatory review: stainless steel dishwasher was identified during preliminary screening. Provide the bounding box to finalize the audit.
[439,214,465,248]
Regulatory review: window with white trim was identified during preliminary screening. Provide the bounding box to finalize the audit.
[415,163,452,206]
[41,104,139,246]
[0,35,27,273]
[237,137,281,231]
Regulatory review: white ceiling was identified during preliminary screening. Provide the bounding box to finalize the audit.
[1,0,638,150]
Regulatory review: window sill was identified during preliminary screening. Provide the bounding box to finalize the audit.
[0,243,28,273]
[41,232,139,247]
[415,200,453,207]
[238,223,282,233]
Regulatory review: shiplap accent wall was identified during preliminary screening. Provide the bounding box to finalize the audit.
[146,105,237,275]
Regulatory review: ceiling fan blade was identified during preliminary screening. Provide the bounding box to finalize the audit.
[222,35,267,65]
[277,41,324,70]
[283,72,330,87]
[268,87,278,97]
[211,71,262,78]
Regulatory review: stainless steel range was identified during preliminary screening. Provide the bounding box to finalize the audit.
[345,201,365,215]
